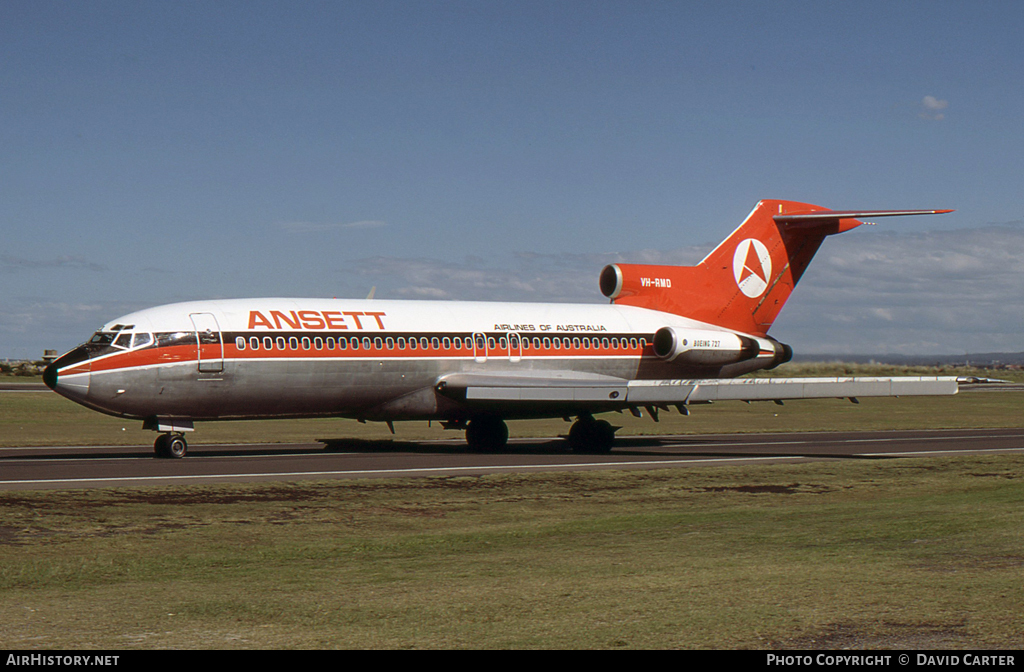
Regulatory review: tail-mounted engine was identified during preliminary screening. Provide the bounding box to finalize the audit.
[652,326,759,366]
[652,326,793,369]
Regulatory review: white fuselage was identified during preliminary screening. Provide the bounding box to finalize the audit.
[47,297,782,423]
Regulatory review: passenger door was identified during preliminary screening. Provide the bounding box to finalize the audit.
[189,312,224,373]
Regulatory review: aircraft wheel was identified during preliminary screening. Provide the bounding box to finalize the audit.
[568,418,616,454]
[155,434,188,459]
[465,417,509,452]
[154,434,170,458]
[166,435,188,459]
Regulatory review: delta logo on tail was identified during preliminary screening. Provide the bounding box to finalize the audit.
[732,238,772,298]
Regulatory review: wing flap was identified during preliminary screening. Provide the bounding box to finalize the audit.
[440,371,629,403]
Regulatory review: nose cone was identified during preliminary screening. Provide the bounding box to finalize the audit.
[42,362,58,390]
[44,346,91,400]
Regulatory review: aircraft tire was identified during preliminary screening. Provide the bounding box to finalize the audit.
[568,418,616,454]
[465,417,509,452]
[165,435,188,459]
[154,434,170,458]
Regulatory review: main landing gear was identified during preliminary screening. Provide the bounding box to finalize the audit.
[465,417,509,452]
[567,415,617,454]
[154,433,188,459]
[462,415,618,454]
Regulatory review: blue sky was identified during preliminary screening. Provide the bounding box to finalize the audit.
[2,1,1023,358]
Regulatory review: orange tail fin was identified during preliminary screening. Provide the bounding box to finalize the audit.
[600,200,952,336]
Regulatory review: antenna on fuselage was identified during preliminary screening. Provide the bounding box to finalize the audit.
[366,286,376,300]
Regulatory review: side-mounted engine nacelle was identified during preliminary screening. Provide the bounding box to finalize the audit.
[652,327,793,369]
[652,326,760,366]
[765,339,793,369]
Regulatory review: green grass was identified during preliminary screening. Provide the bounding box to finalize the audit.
[756,361,1024,383]
[0,457,1022,648]
[2,363,1021,648]
[2,371,1022,448]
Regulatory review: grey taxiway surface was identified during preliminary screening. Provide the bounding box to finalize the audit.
[1,428,1022,491]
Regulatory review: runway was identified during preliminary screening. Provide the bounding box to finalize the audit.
[1,428,1022,491]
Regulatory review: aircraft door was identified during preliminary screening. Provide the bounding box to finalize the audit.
[473,332,487,363]
[189,312,224,373]
[508,333,522,362]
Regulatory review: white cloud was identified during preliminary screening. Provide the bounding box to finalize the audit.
[775,223,1024,354]
[919,95,949,120]
[277,220,387,233]
[0,255,108,273]
[338,223,1024,355]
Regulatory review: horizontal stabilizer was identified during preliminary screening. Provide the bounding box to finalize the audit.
[774,209,953,227]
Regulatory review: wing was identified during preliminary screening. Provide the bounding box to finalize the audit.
[436,371,957,418]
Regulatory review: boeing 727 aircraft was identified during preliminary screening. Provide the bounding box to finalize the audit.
[44,199,957,458]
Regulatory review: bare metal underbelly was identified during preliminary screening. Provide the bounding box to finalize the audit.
[84,355,696,422]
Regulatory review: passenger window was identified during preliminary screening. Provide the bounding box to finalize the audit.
[235,337,246,350]
[250,337,260,350]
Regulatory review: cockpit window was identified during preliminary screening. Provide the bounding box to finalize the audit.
[89,332,115,345]
[132,333,153,349]
[113,333,132,349]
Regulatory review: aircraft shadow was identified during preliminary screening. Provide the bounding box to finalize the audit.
[1,436,892,461]
[318,436,887,460]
